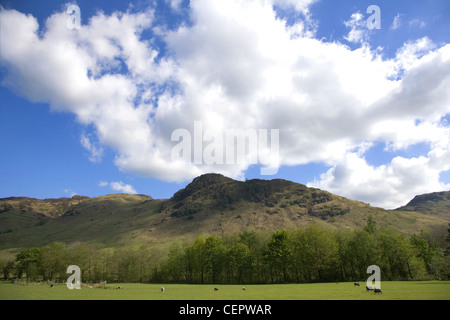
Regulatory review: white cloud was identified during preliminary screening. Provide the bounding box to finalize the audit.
[99,181,137,194]
[110,181,138,194]
[344,12,369,44]
[308,151,450,209]
[98,181,108,187]
[64,189,78,197]
[393,37,437,73]
[166,0,183,11]
[391,13,403,30]
[272,0,318,13]
[391,15,426,31]
[409,18,426,28]
[1,1,449,208]
[80,133,104,163]
[270,0,319,16]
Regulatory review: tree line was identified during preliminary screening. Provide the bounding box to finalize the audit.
[1,220,449,284]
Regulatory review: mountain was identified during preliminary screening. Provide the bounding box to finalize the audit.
[0,174,448,250]
[162,174,341,218]
[0,195,89,233]
[395,191,450,219]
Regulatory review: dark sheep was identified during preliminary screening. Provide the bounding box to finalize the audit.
[366,285,373,291]
[374,288,383,294]
[214,288,219,291]
[354,282,360,286]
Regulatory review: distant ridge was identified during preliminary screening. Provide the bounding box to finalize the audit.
[0,174,448,250]
[395,191,450,219]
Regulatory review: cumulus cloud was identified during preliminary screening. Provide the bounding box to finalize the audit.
[308,150,450,209]
[272,0,318,14]
[1,1,449,208]
[99,181,137,194]
[344,12,369,44]
[110,181,138,194]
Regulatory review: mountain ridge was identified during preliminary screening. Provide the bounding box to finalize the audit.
[0,174,448,250]
[395,191,450,219]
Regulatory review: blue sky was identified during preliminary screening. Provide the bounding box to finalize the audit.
[1,0,449,209]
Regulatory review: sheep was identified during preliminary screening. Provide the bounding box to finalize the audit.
[354,282,360,286]
[214,288,219,291]
[374,288,383,294]
[366,285,373,291]
[161,287,165,292]
[242,287,246,290]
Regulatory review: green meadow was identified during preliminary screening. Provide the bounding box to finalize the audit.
[0,281,448,300]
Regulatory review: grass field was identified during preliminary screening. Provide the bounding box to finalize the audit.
[0,281,449,300]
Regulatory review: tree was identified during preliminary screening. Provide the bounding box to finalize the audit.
[348,230,377,280]
[264,229,292,283]
[183,245,197,283]
[67,242,94,281]
[91,248,113,282]
[205,235,227,283]
[334,230,354,281]
[239,229,268,283]
[376,230,426,280]
[446,223,450,255]
[411,232,446,279]
[113,247,138,282]
[40,242,67,281]
[302,224,338,282]
[291,228,311,282]
[166,244,185,282]
[192,236,208,283]
[364,216,376,234]
[227,242,251,283]
[16,247,43,280]
[0,252,15,280]
[147,246,167,283]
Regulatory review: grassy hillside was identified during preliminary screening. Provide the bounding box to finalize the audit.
[0,174,448,250]
[396,191,450,219]
[156,174,447,239]
[0,194,161,249]
[0,195,89,234]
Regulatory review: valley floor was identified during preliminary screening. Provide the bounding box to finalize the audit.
[0,281,448,300]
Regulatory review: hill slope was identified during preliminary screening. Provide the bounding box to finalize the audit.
[0,195,89,234]
[395,191,450,219]
[0,174,448,250]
